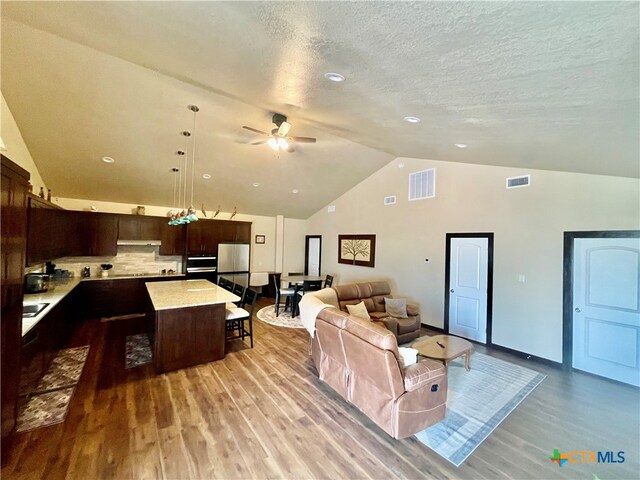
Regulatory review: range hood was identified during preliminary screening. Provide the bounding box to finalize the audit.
[116,239,162,246]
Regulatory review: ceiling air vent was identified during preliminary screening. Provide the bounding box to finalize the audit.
[383,195,396,205]
[409,168,435,201]
[506,175,531,189]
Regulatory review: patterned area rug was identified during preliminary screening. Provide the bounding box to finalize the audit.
[256,305,304,329]
[17,345,90,433]
[414,348,545,467]
[125,334,152,369]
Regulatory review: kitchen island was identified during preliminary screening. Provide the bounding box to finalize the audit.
[145,279,239,373]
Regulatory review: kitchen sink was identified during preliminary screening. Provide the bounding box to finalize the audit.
[22,303,50,318]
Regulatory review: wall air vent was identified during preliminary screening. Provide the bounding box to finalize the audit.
[409,168,435,201]
[506,175,531,189]
[327,205,336,213]
[383,195,397,205]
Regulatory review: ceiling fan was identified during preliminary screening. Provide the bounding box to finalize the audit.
[242,113,316,153]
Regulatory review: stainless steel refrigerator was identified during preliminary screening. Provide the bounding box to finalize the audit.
[217,243,250,287]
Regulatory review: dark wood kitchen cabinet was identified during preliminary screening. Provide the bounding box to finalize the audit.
[186,219,221,255]
[160,222,185,256]
[218,220,251,243]
[118,215,162,240]
[81,277,179,320]
[26,194,65,265]
[19,284,82,398]
[77,212,118,256]
[1,155,29,442]
[187,219,251,255]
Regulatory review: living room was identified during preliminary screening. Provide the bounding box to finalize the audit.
[1,2,639,479]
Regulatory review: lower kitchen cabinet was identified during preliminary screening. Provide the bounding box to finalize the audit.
[81,277,180,320]
[19,286,82,396]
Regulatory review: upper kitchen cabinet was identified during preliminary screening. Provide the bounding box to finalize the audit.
[218,220,251,243]
[186,220,220,255]
[117,215,162,241]
[75,212,118,257]
[160,222,185,256]
[186,220,251,256]
[26,194,65,265]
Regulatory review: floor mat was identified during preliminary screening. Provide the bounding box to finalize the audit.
[16,345,90,433]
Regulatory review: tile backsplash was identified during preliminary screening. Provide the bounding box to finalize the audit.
[50,245,182,278]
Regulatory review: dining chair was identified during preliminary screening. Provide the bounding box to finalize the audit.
[232,282,245,306]
[219,277,231,290]
[273,273,295,316]
[225,288,257,348]
[324,274,334,288]
[287,272,303,288]
[293,279,323,317]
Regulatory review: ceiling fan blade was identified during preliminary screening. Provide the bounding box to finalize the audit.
[291,136,317,143]
[278,121,291,136]
[242,126,267,135]
[250,139,269,145]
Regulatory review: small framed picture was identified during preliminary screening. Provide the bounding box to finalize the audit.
[255,235,265,244]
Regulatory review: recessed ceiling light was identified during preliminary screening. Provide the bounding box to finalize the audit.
[403,116,421,124]
[454,143,468,148]
[324,72,345,82]
[292,189,299,194]
[202,174,211,179]
[101,156,115,163]
[252,182,260,187]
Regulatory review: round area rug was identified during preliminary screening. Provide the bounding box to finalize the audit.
[256,305,304,329]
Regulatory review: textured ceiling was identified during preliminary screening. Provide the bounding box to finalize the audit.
[1,1,638,218]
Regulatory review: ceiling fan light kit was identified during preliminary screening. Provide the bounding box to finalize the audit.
[243,113,316,153]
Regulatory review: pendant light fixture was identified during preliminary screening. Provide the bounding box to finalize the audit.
[168,105,200,225]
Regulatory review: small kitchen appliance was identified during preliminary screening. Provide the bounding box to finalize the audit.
[24,273,51,294]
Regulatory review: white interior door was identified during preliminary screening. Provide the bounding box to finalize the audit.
[448,237,488,343]
[306,237,321,276]
[573,237,640,386]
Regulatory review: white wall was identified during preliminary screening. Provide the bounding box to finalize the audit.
[0,90,47,193]
[282,218,308,275]
[306,157,640,362]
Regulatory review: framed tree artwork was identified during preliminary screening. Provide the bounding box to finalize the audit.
[338,234,376,268]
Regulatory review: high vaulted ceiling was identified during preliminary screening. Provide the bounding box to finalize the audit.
[2,1,638,218]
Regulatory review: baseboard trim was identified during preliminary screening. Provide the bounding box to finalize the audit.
[421,323,444,333]
[489,343,562,368]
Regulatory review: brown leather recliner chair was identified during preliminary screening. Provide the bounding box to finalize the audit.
[310,307,447,439]
[333,281,421,343]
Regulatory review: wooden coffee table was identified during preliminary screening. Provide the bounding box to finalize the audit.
[412,335,473,371]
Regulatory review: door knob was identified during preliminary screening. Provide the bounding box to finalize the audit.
[450,289,454,293]
[574,307,582,313]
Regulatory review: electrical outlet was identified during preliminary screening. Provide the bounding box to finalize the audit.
[518,274,526,283]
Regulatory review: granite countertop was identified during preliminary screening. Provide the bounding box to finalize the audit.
[21,273,187,337]
[146,279,240,311]
[22,277,83,337]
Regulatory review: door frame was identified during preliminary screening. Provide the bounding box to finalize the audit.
[304,235,322,276]
[562,230,640,370]
[444,232,494,345]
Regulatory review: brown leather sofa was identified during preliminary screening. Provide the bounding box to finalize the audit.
[333,281,421,343]
[310,306,447,439]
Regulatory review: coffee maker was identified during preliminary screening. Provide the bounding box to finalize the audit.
[82,266,91,278]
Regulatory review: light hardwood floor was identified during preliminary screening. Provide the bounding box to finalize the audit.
[2,298,638,479]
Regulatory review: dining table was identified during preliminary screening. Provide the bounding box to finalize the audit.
[281,275,324,316]
[280,275,324,285]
